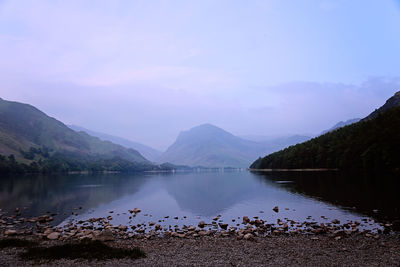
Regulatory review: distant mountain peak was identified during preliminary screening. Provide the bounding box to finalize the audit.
[68,125,162,162]
[159,123,310,168]
[320,118,360,135]
[188,123,226,132]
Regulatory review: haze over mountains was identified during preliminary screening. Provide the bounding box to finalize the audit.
[0,97,162,173]
[320,118,361,135]
[68,125,162,162]
[158,124,310,168]
[251,91,400,171]
[1,90,399,172]
[0,98,150,163]
[0,96,355,170]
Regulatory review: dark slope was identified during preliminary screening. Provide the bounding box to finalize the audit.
[68,125,162,162]
[251,92,400,171]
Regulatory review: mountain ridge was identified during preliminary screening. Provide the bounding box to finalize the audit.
[363,91,400,121]
[159,123,309,168]
[250,91,400,171]
[320,118,361,135]
[68,125,162,162]
[0,97,156,173]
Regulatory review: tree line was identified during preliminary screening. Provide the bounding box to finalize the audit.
[251,106,400,172]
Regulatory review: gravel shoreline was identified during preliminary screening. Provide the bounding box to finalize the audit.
[1,234,400,266]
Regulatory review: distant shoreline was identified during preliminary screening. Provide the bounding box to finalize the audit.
[248,168,339,172]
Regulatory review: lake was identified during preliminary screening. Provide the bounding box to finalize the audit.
[0,170,399,232]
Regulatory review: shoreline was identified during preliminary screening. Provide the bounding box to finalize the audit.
[1,205,397,241]
[1,208,400,265]
[248,168,339,172]
[1,209,395,242]
[1,234,400,266]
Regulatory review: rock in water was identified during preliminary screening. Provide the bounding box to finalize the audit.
[273,206,279,213]
[129,208,141,214]
[219,223,228,230]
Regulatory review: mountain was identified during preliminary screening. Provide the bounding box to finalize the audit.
[0,98,156,173]
[363,91,400,121]
[158,124,308,168]
[68,125,162,162]
[250,91,400,171]
[320,118,360,135]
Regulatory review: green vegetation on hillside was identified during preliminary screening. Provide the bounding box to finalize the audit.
[0,98,148,164]
[250,106,400,171]
[0,98,164,173]
[0,150,160,173]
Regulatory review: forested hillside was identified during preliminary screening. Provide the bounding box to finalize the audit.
[251,93,400,171]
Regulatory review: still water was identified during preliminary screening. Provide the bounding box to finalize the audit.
[0,171,399,231]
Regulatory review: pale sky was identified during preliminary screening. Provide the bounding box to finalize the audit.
[1,0,400,150]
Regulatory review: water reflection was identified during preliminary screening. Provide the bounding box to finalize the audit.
[252,171,400,223]
[0,171,397,231]
[162,172,262,216]
[0,173,147,225]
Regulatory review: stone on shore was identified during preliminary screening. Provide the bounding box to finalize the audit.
[188,225,196,231]
[94,229,114,241]
[117,225,128,231]
[244,233,254,241]
[5,229,17,236]
[47,232,60,240]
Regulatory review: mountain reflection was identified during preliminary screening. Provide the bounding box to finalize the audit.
[161,171,267,216]
[0,173,147,224]
[1,171,397,229]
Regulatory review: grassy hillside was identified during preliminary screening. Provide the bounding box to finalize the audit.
[250,106,400,171]
[0,98,157,173]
